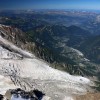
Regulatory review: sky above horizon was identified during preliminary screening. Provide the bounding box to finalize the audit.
[0,0,100,10]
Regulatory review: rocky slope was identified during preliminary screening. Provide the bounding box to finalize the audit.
[78,35,100,64]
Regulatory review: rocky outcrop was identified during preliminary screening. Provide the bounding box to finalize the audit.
[0,94,3,100]
[4,88,45,100]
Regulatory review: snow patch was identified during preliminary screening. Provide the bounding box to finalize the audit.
[71,48,83,56]
[63,96,74,100]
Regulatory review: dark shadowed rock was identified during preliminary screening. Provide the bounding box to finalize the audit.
[33,89,45,100]
[0,94,3,100]
[5,88,45,100]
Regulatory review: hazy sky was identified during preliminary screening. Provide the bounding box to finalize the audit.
[0,0,100,10]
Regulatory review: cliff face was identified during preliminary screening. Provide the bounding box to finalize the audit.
[0,24,27,46]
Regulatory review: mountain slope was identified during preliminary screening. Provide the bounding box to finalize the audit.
[26,24,98,76]
[0,24,94,100]
[78,35,100,64]
[0,24,98,78]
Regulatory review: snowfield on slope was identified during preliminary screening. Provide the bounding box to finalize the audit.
[0,34,94,100]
